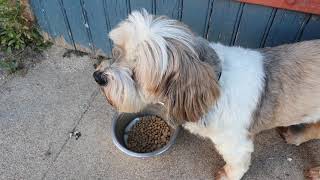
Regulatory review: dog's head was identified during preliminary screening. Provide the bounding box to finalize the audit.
[94,10,221,125]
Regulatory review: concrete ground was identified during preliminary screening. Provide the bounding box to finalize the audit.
[0,46,319,180]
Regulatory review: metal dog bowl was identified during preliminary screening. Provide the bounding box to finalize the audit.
[111,103,180,158]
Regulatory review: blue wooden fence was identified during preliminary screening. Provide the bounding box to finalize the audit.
[30,0,320,56]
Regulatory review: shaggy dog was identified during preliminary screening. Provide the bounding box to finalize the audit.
[93,10,320,180]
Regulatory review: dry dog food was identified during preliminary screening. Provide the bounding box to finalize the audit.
[127,116,172,153]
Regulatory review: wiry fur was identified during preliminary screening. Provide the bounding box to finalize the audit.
[94,10,320,180]
[108,10,220,125]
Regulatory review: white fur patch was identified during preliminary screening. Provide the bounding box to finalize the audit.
[184,43,265,179]
[206,43,265,130]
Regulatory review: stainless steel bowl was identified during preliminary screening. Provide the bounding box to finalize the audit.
[111,104,180,158]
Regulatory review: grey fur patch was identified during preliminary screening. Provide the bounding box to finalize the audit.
[194,37,222,79]
[250,40,320,134]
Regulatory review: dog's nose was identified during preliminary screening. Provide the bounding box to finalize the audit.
[93,71,108,86]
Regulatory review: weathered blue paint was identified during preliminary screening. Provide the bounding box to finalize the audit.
[234,4,273,48]
[230,2,244,45]
[40,0,74,47]
[207,0,241,45]
[130,0,153,13]
[259,8,277,48]
[300,15,320,41]
[104,0,129,29]
[102,0,130,49]
[181,0,211,37]
[61,0,92,51]
[29,0,51,36]
[30,0,320,55]
[264,10,310,47]
[82,0,112,55]
[155,0,181,20]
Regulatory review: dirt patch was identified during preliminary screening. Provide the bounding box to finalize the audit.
[0,46,48,80]
[62,49,111,70]
[62,49,89,58]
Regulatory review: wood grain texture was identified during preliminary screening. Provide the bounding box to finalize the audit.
[41,0,74,46]
[61,0,92,51]
[300,15,320,41]
[181,0,212,37]
[130,0,153,13]
[82,0,112,55]
[264,9,310,47]
[207,0,241,45]
[234,4,274,48]
[155,0,181,20]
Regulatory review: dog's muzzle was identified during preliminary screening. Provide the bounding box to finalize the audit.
[93,71,108,86]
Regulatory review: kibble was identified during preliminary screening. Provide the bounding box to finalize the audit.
[127,116,172,153]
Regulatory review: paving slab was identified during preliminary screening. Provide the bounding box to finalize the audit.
[0,46,319,180]
[45,94,320,180]
[0,46,97,179]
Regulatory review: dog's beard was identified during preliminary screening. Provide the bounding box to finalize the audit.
[102,65,146,113]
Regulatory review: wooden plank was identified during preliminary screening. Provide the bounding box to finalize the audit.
[234,4,274,48]
[207,0,241,45]
[181,0,212,37]
[104,0,130,29]
[300,15,320,41]
[62,0,92,52]
[264,9,310,47]
[237,0,320,15]
[155,0,181,20]
[82,0,112,55]
[29,0,51,35]
[130,0,153,13]
[41,0,74,48]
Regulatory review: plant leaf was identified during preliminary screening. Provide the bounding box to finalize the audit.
[6,46,12,54]
[8,39,15,46]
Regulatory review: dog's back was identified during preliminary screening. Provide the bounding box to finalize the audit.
[250,40,320,133]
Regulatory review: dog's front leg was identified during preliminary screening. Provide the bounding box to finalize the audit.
[212,133,254,180]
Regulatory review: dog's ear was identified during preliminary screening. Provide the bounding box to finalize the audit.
[160,38,221,125]
[164,61,220,125]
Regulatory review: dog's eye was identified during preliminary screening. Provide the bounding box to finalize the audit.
[131,72,136,81]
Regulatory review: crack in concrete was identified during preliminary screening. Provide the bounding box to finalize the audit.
[41,88,99,180]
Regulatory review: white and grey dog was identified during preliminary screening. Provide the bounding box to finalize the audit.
[93,10,320,180]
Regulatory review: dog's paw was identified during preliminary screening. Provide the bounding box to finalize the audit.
[215,168,229,180]
[305,166,320,180]
[277,127,304,146]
